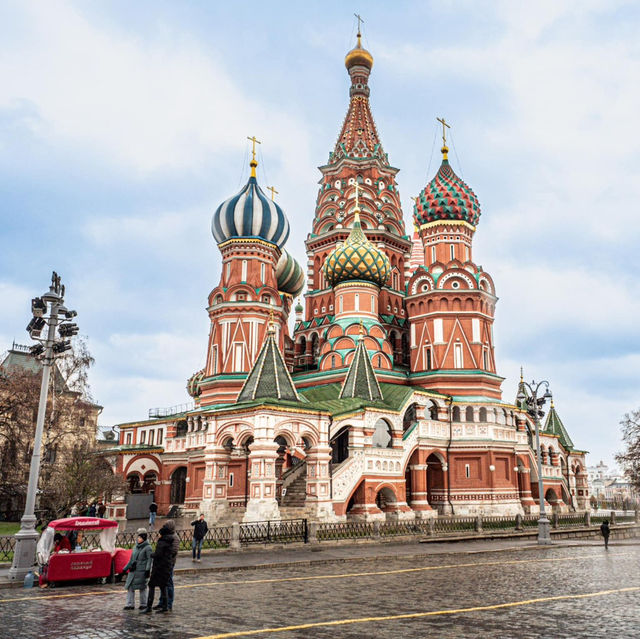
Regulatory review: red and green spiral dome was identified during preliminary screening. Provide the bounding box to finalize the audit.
[414,158,481,228]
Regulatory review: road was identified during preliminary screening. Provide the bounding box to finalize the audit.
[1,542,638,639]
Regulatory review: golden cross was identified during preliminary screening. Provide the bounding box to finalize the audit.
[436,117,450,147]
[267,186,278,201]
[247,135,261,163]
[354,13,364,35]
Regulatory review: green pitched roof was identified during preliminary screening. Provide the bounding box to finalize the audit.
[237,327,301,403]
[339,335,383,401]
[544,402,574,450]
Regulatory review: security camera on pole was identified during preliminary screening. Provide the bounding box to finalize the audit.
[517,379,553,545]
[8,272,79,581]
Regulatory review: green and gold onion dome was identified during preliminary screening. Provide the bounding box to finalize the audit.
[276,249,305,297]
[345,30,373,70]
[324,210,390,288]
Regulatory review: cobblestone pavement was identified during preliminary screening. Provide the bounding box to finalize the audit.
[1,543,639,639]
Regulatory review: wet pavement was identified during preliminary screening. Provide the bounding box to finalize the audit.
[1,541,639,638]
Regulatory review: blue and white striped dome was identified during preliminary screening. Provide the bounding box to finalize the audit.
[212,176,290,248]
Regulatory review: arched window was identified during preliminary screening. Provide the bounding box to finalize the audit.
[402,404,418,433]
[170,467,187,504]
[428,401,439,420]
[452,406,461,422]
[479,407,487,422]
[465,406,474,422]
[372,419,393,448]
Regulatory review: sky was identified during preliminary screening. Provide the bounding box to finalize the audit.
[1,0,638,470]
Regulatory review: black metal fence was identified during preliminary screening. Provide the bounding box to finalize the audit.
[0,512,637,561]
[239,519,307,544]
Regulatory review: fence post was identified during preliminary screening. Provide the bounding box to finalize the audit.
[475,514,483,533]
[303,519,309,544]
[610,511,616,525]
[552,511,559,529]
[584,511,591,527]
[428,518,435,537]
[515,514,523,531]
[373,520,381,539]
[635,509,640,524]
[308,521,318,545]
[230,522,241,551]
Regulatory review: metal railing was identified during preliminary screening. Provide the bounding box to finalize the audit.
[1,512,637,562]
[239,519,307,544]
[148,402,194,419]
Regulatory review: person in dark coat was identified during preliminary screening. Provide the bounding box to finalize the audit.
[157,519,179,611]
[143,521,178,614]
[191,514,208,562]
[122,528,152,610]
[600,519,611,550]
[148,501,158,529]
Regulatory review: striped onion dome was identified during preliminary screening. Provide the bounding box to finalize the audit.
[324,212,390,287]
[414,158,481,228]
[276,249,305,297]
[211,176,290,248]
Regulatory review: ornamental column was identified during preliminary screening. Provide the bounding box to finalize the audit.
[304,445,334,520]
[200,445,231,522]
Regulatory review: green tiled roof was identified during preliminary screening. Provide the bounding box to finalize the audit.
[237,328,301,403]
[544,403,574,450]
[340,336,383,401]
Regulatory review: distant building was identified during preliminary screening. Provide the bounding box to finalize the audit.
[587,460,638,504]
[110,32,588,523]
[0,342,101,517]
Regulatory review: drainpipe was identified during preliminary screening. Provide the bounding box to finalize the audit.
[445,395,454,515]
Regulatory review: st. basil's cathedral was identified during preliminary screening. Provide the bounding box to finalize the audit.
[111,30,589,523]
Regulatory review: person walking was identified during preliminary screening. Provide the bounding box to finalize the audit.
[148,500,158,529]
[143,521,178,614]
[122,528,152,610]
[97,502,106,518]
[88,502,97,517]
[600,519,611,550]
[191,514,208,562]
[156,519,180,612]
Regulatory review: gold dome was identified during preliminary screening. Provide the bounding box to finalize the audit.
[324,210,390,287]
[345,33,373,70]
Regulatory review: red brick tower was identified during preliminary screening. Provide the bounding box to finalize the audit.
[194,146,299,405]
[406,121,502,398]
[293,29,412,375]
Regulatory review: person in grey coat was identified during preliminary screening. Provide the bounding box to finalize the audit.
[123,528,152,610]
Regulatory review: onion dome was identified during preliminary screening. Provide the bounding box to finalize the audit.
[414,153,481,228]
[211,159,290,248]
[294,300,303,314]
[187,369,204,397]
[345,30,373,70]
[276,249,305,296]
[324,211,390,287]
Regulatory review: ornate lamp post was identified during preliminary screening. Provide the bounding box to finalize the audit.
[9,272,79,580]
[517,379,553,545]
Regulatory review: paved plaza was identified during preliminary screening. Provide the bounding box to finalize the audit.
[1,540,639,639]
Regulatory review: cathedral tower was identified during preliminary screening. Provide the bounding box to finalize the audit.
[406,122,502,398]
[294,29,412,375]
[193,144,303,406]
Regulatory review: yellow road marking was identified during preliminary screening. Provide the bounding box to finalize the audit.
[196,587,640,638]
[0,552,625,604]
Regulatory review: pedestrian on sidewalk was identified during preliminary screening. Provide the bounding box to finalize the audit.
[191,514,208,562]
[143,521,178,614]
[156,519,179,612]
[149,500,158,529]
[600,519,611,550]
[122,528,152,611]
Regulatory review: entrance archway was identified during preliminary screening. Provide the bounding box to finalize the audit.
[545,487,559,510]
[375,486,397,513]
[426,453,445,509]
[170,467,187,504]
[127,473,141,494]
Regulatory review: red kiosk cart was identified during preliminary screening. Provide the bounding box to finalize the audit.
[36,517,132,587]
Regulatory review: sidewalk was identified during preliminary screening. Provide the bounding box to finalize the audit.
[2,532,638,589]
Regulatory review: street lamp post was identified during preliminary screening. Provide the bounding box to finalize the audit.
[8,272,78,580]
[517,379,553,545]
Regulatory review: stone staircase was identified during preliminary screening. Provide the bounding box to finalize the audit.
[281,471,307,507]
